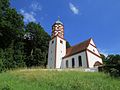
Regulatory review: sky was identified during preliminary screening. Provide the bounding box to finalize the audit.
[11,0,120,56]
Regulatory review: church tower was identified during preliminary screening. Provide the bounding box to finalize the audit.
[47,18,66,69]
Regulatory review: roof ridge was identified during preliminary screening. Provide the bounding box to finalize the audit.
[67,38,92,50]
[63,38,92,59]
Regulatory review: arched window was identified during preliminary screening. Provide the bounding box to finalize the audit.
[72,58,75,68]
[78,56,82,67]
[66,60,68,68]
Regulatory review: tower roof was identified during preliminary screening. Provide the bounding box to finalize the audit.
[54,16,63,25]
[55,20,63,25]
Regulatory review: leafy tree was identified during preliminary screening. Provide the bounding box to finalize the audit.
[0,49,4,72]
[66,41,71,49]
[102,54,120,77]
[2,43,15,70]
[13,41,26,68]
[106,55,120,65]
[100,54,107,64]
[0,0,9,10]
[24,22,51,67]
[0,0,24,49]
[0,0,25,72]
[33,48,45,67]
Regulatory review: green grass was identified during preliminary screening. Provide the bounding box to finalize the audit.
[0,69,120,90]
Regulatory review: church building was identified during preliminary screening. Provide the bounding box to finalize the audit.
[47,19,103,69]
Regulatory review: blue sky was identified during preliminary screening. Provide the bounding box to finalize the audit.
[11,0,120,55]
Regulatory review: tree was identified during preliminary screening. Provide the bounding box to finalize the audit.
[13,41,26,68]
[24,22,51,67]
[100,54,106,64]
[2,43,15,70]
[32,48,45,67]
[0,0,25,72]
[103,54,120,77]
[0,0,24,49]
[0,49,4,72]
[66,41,71,49]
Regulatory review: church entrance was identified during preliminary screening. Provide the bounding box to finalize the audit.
[94,61,102,67]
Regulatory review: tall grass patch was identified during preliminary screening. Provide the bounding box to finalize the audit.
[0,69,120,90]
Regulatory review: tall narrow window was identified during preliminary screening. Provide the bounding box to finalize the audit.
[72,58,75,68]
[66,60,68,68]
[78,56,82,67]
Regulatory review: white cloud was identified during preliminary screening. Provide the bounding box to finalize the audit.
[30,2,42,12]
[69,3,79,15]
[20,9,36,23]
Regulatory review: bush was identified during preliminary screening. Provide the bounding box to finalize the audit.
[110,68,119,77]
[100,55,120,77]
[0,49,4,73]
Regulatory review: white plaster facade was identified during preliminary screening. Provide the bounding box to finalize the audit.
[47,38,56,69]
[61,51,87,68]
[86,40,103,68]
[86,51,103,68]
[48,36,66,69]
[56,36,66,68]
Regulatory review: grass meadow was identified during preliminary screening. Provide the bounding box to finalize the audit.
[0,69,120,90]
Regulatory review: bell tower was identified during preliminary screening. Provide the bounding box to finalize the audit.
[47,18,66,69]
[52,18,64,39]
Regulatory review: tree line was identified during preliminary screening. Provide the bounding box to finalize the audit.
[0,0,71,72]
[100,54,120,77]
[0,0,51,72]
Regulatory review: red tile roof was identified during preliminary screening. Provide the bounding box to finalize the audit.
[63,38,91,59]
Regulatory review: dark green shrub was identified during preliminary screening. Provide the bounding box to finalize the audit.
[109,68,119,77]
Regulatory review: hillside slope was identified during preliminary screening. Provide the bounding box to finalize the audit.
[0,69,120,90]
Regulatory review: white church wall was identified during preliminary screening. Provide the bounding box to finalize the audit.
[62,51,87,68]
[87,51,103,68]
[87,44,100,56]
[48,38,56,69]
[56,36,66,68]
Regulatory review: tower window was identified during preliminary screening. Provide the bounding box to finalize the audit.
[52,40,54,44]
[78,56,82,67]
[60,40,63,44]
[66,60,68,68]
[72,58,75,68]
